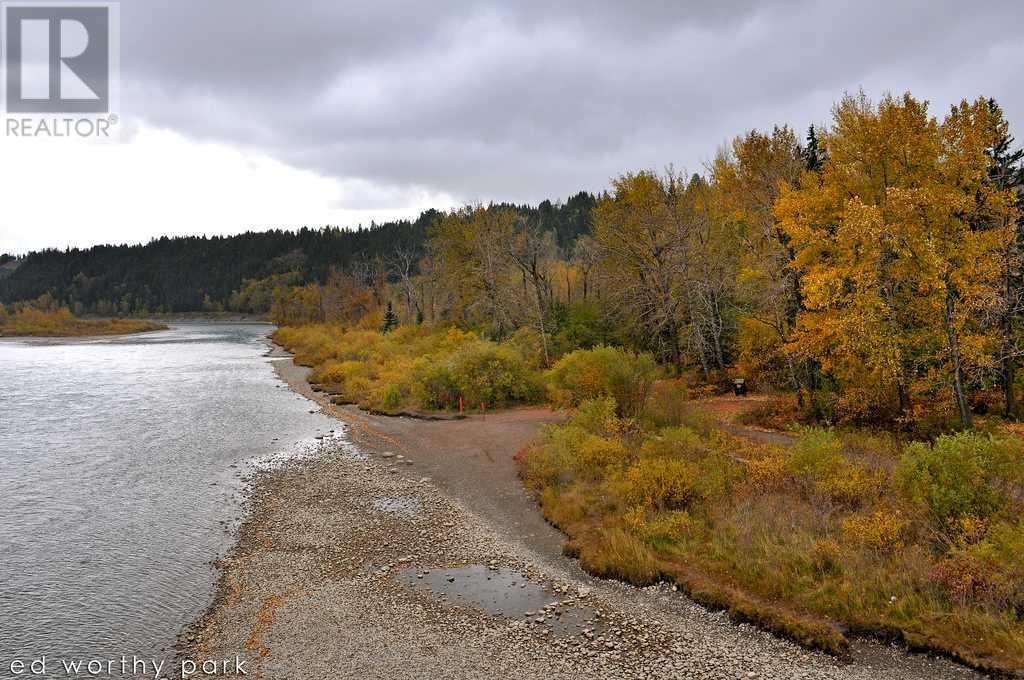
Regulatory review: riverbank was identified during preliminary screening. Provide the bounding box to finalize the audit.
[179,348,984,680]
[0,317,166,337]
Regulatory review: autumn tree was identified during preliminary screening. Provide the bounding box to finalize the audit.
[592,170,697,373]
[713,126,806,395]
[777,92,1019,427]
[321,270,374,324]
[270,283,323,326]
[429,206,522,337]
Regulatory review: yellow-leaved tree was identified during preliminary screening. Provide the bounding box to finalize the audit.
[713,127,807,397]
[776,92,1019,427]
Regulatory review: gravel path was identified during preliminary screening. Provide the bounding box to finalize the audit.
[178,356,984,680]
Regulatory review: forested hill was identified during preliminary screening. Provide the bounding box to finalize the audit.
[0,192,596,315]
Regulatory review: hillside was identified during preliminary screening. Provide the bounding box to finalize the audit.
[0,193,596,315]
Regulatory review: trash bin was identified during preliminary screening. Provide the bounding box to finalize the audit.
[732,378,747,396]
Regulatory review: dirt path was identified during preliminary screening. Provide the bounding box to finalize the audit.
[181,355,982,680]
[695,395,796,446]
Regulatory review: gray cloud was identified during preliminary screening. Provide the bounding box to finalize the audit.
[120,0,1024,208]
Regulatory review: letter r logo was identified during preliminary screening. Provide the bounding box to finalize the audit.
[3,3,115,113]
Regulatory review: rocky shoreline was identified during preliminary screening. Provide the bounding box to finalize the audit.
[175,348,983,680]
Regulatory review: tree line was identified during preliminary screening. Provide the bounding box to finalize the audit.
[274,92,1023,429]
[0,195,593,316]
[5,90,1022,427]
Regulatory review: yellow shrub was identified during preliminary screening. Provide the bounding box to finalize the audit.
[747,450,790,490]
[622,505,647,534]
[623,457,700,510]
[816,462,878,507]
[575,434,629,474]
[310,359,365,385]
[841,510,907,553]
[545,345,658,417]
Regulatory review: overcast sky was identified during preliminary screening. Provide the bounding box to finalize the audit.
[2,0,1023,253]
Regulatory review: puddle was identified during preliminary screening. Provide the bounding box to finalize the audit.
[398,565,603,635]
[371,496,423,518]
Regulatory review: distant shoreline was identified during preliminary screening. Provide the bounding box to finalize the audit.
[0,319,167,339]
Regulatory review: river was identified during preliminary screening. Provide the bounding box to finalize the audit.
[0,323,334,677]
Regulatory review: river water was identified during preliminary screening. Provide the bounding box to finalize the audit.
[0,323,335,677]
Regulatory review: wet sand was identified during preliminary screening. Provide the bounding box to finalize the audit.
[178,349,985,680]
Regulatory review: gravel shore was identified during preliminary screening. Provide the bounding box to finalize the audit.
[178,353,984,680]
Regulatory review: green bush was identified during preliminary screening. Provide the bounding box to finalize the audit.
[449,341,542,407]
[522,423,589,488]
[419,363,460,409]
[788,427,844,478]
[420,340,542,409]
[568,397,622,437]
[552,301,607,353]
[546,345,658,417]
[898,432,1024,525]
[504,326,547,369]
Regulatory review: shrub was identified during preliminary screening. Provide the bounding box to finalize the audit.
[898,432,1024,526]
[522,420,622,488]
[575,434,629,474]
[932,522,1024,608]
[418,363,460,409]
[378,384,403,411]
[504,326,547,369]
[447,341,542,408]
[639,426,704,460]
[567,397,622,437]
[546,345,658,417]
[788,427,843,478]
[746,449,790,490]
[815,461,878,507]
[643,379,691,428]
[552,301,608,353]
[623,457,701,511]
[638,510,701,543]
[520,440,573,489]
[784,428,878,506]
[841,510,907,553]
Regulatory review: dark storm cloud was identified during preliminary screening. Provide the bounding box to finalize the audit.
[121,0,1024,206]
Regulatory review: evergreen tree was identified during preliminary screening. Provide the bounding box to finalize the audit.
[380,301,399,333]
[987,99,1024,195]
[985,98,1024,417]
[803,125,825,172]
